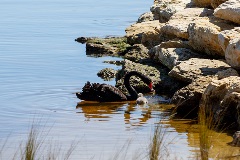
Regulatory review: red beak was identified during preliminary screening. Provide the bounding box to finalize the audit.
[148,82,154,92]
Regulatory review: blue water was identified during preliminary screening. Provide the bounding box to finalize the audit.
[0,0,198,159]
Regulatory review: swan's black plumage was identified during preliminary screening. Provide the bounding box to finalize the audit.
[76,71,153,102]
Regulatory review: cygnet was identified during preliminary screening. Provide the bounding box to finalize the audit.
[136,93,148,105]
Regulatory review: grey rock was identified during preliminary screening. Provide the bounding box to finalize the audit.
[137,12,154,23]
[168,58,231,83]
[149,47,205,70]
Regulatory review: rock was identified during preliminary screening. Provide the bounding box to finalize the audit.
[201,76,240,130]
[211,0,227,9]
[150,2,176,23]
[171,68,239,118]
[214,0,240,24]
[116,59,183,96]
[187,17,235,57]
[192,0,212,8]
[137,12,154,23]
[149,47,205,70]
[125,20,162,48]
[161,8,214,40]
[97,68,117,81]
[171,76,215,118]
[216,68,239,79]
[151,0,192,22]
[81,37,130,56]
[158,40,192,49]
[123,44,149,63]
[218,27,240,52]
[115,59,161,94]
[231,131,240,147]
[225,38,240,69]
[168,58,231,83]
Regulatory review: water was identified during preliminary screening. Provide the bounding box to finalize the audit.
[0,0,237,159]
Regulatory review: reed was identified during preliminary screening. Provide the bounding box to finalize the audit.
[148,123,170,160]
[198,104,218,160]
[0,119,78,160]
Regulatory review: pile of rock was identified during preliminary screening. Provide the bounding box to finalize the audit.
[76,0,240,145]
[125,0,240,145]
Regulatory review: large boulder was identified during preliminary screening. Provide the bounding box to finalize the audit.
[150,0,192,22]
[161,8,214,40]
[218,28,240,69]
[125,20,162,48]
[168,58,231,83]
[187,17,235,57]
[218,27,240,52]
[225,38,240,69]
[214,0,240,25]
[149,47,205,70]
[201,76,240,130]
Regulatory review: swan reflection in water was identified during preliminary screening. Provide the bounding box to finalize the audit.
[76,95,172,126]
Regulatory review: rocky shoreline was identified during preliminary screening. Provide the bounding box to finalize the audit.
[76,0,240,146]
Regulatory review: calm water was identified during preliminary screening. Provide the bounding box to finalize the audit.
[0,0,236,159]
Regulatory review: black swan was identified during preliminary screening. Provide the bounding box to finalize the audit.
[136,93,148,105]
[76,71,154,102]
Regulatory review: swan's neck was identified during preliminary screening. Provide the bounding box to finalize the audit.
[124,72,140,100]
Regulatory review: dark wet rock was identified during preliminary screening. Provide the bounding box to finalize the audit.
[123,44,149,63]
[171,76,215,118]
[231,131,240,147]
[76,36,130,56]
[137,12,154,23]
[75,37,96,44]
[97,68,117,81]
[115,59,183,96]
[116,59,161,94]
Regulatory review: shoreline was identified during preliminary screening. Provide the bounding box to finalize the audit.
[76,0,240,146]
